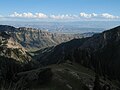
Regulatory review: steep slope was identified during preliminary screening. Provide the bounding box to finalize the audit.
[1,62,119,90]
[34,26,120,82]
[0,25,94,51]
[16,27,83,51]
[33,38,89,65]
[0,25,120,90]
[0,32,31,62]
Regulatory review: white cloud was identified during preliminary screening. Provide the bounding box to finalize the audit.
[7,12,120,20]
[50,14,75,19]
[79,12,119,19]
[80,12,92,18]
[101,13,119,19]
[92,13,98,17]
[79,12,98,18]
[35,13,48,18]
[10,12,48,19]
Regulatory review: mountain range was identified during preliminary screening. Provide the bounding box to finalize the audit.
[0,25,120,90]
[0,25,94,51]
[34,26,120,81]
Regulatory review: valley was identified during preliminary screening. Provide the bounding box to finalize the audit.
[0,25,120,90]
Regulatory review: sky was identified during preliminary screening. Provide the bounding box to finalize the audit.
[0,0,120,21]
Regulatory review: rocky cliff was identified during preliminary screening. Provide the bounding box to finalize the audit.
[0,32,31,62]
[0,25,94,51]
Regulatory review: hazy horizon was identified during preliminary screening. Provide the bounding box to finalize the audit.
[0,21,120,33]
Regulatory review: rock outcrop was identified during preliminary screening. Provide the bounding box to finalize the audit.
[0,32,31,62]
[0,25,94,51]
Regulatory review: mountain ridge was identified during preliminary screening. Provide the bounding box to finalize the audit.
[0,25,120,90]
[0,25,94,51]
[34,25,120,82]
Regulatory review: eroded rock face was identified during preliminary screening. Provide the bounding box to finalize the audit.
[0,32,31,62]
[14,27,85,51]
[0,25,93,51]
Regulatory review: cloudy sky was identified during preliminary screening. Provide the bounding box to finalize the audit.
[0,0,120,21]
